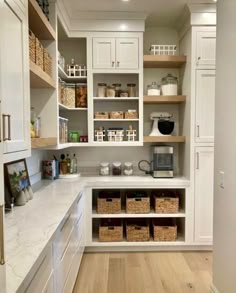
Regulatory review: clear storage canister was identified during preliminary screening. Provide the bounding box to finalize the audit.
[127,83,136,97]
[100,162,110,176]
[97,83,107,97]
[123,162,133,176]
[112,83,121,97]
[112,161,122,176]
[161,74,178,96]
[106,85,116,97]
[147,82,161,96]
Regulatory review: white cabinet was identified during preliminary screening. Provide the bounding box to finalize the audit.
[194,147,214,243]
[196,31,216,68]
[0,0,30,157]
[195,70,215,143]
[93,37,139,69]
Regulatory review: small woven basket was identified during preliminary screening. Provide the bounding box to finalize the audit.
[152,190,179,213]
[29,30,36,63]
[97,191,121,214]
[35,38,44,70]
[153,218,177,242]
[43,48,52,77]
[99,219,123,242]
[126,191,150,214]
[126,219,150,242]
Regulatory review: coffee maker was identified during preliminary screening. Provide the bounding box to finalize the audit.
[152,146,174,178]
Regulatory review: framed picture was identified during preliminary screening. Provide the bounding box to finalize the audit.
[4,159,31,199]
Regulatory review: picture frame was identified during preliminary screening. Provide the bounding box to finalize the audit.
[4,159,31,199]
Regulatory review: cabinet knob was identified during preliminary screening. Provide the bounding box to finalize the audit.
[112,61,115,67]
[117,61,120,67]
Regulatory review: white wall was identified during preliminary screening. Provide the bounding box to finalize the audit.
[26,150,47,185]
[213,1,236,292]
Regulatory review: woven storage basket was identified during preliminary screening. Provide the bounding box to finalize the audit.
[126,219,150,242]
[99,219,123,242]
[43,48,52,77]
[110,111,124,119]
[125,111,138,119]
[94,112,109,119]
[126,191,150,214]
[97,191,121,214]
[64,86,75,108]
[29,30,36,63]
[153,218,177,242]
[152,190,179,213]
[35,38,44,70]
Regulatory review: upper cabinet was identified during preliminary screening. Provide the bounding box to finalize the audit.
[195,69,216,143]
[0,0,30,159]
[196,31,216,68]
[92,37,139,70]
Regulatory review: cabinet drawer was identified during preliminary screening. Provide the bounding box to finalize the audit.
[53,210,74,263]
[25,245,53,293]
[55,227,78,293]
[42,273,54,293]
[74,213,84,249]
[74,191,84,221]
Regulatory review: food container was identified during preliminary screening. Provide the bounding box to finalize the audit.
[127,83,137,97]
[147,82,161,96]
[106,86,116,97]
[95,128,105,142]
[112,161,122,176]
[69,131,80,142]
[119,90,129,97]
[124,162,133,176]
[107,129,124,142]
[97,83,107,97]
[76,86,87,108]
[64,84,76,108]
[112,83,121,97]
[59,117,68,143]
[161,74,178,96]
[99,162,110,176]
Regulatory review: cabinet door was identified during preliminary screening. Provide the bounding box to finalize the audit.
[0,0,30,154]
[194,147,214,243]
[92,38,116,69]
[196,31,216,68]
[116,38,139,69]
[195,70,215,143]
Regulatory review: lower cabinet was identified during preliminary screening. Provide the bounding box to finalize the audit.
[194,147,214,243]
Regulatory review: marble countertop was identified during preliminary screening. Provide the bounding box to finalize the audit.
[3,175,190,293]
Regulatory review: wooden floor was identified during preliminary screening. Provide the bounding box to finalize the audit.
[73,252,212,293]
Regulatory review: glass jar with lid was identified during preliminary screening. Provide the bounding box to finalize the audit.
[161,74,178,96]
[112,161,122,176]
[106,85,116,97]
[127,83,136,97]
[97,83,107,97]
[147,82,161,96]
[123,162,133,176]
[112,83,121,97]
[99,162,110,176]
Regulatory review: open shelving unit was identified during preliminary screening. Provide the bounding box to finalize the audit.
[59,103,87,111]
[58,65,87,83]
[143,95,186,104]
[30,61,56,88]
[143,55,187,68]
[31,137,57,149]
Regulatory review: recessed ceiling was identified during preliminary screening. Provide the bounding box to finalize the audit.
[61,0,215,27]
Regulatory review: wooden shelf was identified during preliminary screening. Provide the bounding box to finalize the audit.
[28,0,56,40]
[30,61,56,88]
[143,55,186,68]
[31,137,57,149]
[58,65,87,83]
[93,97,139,101]
[144,136,186,143]
[59,103,88,111]
[94,119,139,122]
[144,95,186,104]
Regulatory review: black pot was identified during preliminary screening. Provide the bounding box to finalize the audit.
[158,120,174,135]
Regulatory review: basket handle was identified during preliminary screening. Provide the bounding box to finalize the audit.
[135,226,141,230]
[162,226,170,230]
[106,198,112,202]
[108,227,115,230]
[135,198,142,201]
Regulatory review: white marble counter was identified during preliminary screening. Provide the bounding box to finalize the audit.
[3,175,189,293]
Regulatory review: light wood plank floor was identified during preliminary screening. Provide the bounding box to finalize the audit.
[73,252,212,293]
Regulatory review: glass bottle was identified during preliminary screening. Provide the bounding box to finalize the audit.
[34,116,41,138]
[66,154,71,174]
[71,154,78,174]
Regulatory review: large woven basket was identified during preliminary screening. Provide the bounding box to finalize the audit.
[29,30,36,63]
[126,219,150,242]
[153,219,177,242]
[97,191,121,214]
[152,190,179,213]
[43,48,52,77]
[99,219,123,242]
[35,38,44,70]
[126,191,150,214]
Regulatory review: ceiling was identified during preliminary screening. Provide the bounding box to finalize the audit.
[61,0,216,27]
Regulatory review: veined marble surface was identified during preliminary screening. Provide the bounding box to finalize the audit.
[4,175,190,293]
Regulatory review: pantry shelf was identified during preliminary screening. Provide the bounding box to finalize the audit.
[92,141,142,147]
[144,136,186,143]
[143,55,186,68]
[28,0,56,40]
[58,65,87,83]
[31,137,57,149]
[143,95,186,104]
[93,97,139,101]
[30,61,56,88]
[59,103,88,111]
[94,119,139,122]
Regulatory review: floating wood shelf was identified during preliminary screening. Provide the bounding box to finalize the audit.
[144,136,186,143]
[94,119,139,122]
[28,0,56,40]
[59,103,88,111]
[93,97,139,101]
[58,66,87,83]
[144,95,186,104]
[143,55,186,68]
[30,61,56,88]
[31,137,57,149]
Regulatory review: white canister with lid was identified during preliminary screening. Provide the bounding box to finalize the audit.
[112,161,122,176]
[161,74,178,96]
[124,162,133,176]
[99,162,110,176]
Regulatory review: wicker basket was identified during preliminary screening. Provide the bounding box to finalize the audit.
[97,191,121,214]
[29,30,36,63]
[110,111,124,119]
[153,219,177,241]
[43,48,52,77]
[94,112,109,119]
[126,191,150,214]
[35,38,44,70]
[125,111,138,119]
[126,219,150,242]
[99,219,123,242]
[152,190,179,213]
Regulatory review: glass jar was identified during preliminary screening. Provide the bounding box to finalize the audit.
[34,117,41,138]
[112,83,121,97]
[127,83,136,97]
[112,161,122,176]
[123,162,133,176]
[147,82,161,96]
[100,162,110,176]
[106,86,116,97]
[161,74,178,96]
[97,83,107,97]
[119,90,129,97]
